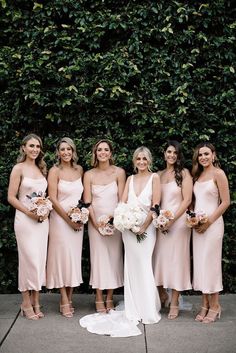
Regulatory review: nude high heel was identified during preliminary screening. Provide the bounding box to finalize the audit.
[33,305,44,318]
[195,306,208,322]
[20,306,39,320]
[202,307,221,323]
[69,301,75,314]
[168,305,179,320]
[60,304,73,318]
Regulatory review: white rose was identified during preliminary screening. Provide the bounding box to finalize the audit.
[131,225,140,233]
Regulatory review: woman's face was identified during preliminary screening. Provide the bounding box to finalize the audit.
[135,152,149,172]
[58,142,73,163]
[23,138,41,160]
[164,145,177,165]
[96,142,111,163]
[198,146,214,167]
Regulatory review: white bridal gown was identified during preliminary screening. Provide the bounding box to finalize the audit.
[80,174,161,337]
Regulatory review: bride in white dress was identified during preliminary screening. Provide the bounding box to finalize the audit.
[80,146,161,336]
[122,146,161,324]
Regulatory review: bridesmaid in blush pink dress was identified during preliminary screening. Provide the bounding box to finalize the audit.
[83,139,126,313]
[192,142,230,323]
[192,142,230,324]
[46,137,84,318]
[8,134,49,320]
[153,140,192,320]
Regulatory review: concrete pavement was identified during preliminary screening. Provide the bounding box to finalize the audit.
[0,293,235,353]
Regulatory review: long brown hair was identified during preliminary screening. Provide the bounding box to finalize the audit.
[17,133,47,176]
[192,142,220,182]
[91,139,114,167]
[164,140,184,187]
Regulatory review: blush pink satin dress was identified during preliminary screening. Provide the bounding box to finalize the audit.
[14,177,49,291]
[153,181,192,291]
[192,180,224,293]
[88,181,123,289]
[46,178,84,288]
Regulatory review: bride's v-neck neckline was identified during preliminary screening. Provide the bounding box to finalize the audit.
[132,174,153,198]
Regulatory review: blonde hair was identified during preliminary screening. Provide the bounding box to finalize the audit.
[56,137,78,169]
[91,139,114,168]
[192,142,220,182]
[17,133,47,176]
[132,146,153,173]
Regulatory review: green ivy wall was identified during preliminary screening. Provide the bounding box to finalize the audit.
[0,0,235,293]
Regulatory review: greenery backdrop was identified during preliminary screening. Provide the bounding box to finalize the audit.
[0,0,235,293]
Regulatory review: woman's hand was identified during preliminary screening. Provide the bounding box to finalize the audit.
[136,224,147,236]
[26,210,49,223]
[195,219,212,234]
[163,218,175,231]
[26,210,40,222]
[68,219,83,231]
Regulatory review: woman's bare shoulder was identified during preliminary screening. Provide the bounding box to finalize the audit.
[48,165,60,178]
[115,165,126,176]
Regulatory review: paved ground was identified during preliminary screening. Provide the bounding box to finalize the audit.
[0,293,235,353]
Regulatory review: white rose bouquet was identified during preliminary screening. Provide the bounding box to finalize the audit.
[151,204,174,235]
[97,215,114,236]
[26,191,53,222]
[113,202,147,243]
[67,200,90,225]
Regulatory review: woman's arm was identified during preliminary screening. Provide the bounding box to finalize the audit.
[7,165,39,221]
[48,167,81,230]
[167,169,193,229]
[117,167,126,201]
[196,169,230,233]
[138,173,161,234]
[152,173,161,206]
[120,176,131,203]
[83,170,99,230]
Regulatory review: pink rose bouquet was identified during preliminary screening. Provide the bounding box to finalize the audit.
[186,209,208,228]
[151,204,174,234]
[97,215,114,236]
[26,191,53,222]
[67,200,90,225]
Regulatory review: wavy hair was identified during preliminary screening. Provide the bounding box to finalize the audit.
[132,146,153,173]
[192,142,220,182]
[164,140,184,187]
[56,137,78,169]
[91,139,114,168]
[17,133,47,176]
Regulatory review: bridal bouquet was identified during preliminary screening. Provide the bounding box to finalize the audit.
[151,204,174,234]
[67,200,90,225]
[186,209,208,228]
[26,191,53,222]
[113,202,147,242]
[97,215,114,236]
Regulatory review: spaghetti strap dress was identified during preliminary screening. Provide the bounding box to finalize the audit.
[46,178,84,288]
[14,177,49,292]
[153,181,192,291]
[192,180,224,293]
[88,181,123,289]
